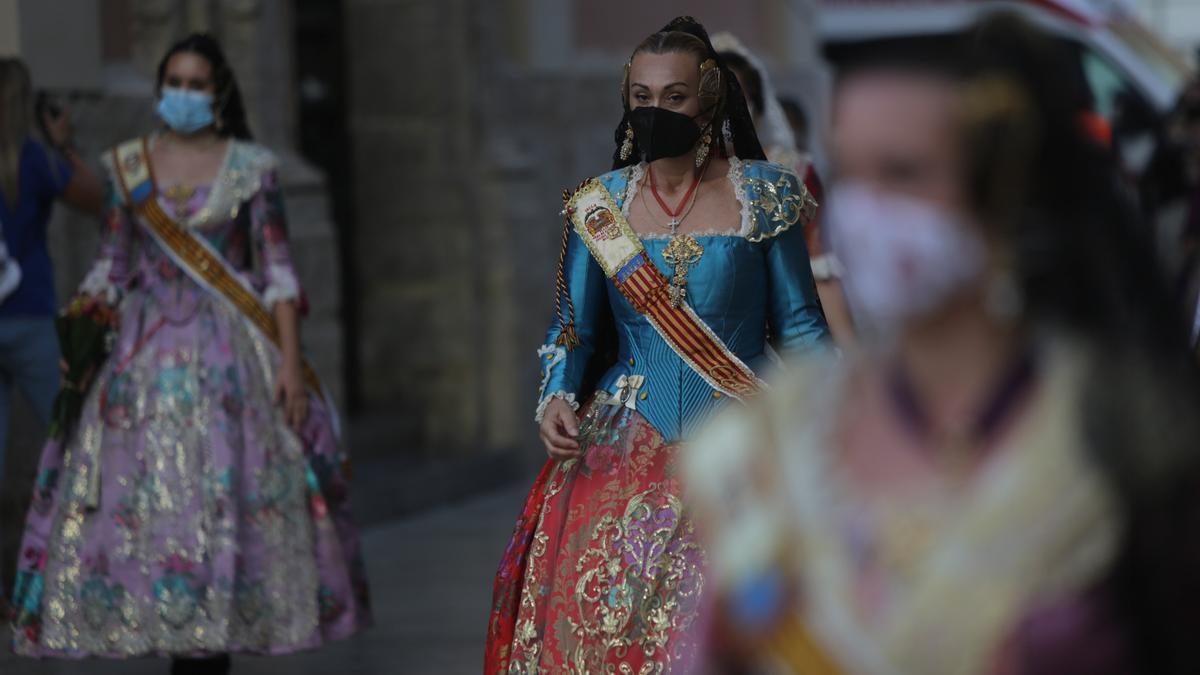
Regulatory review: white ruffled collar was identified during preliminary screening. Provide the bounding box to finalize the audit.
[618,158,753,240]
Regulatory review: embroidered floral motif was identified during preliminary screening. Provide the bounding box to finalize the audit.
[744,170,818,242]
[80,575,130,630]
[101,370,136,428]
[489,398,705,673]
[154,556,201,629]
[234,578,267,625]
[30,467,59,516]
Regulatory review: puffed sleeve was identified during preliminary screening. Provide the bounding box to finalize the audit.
[758,171,830,356]
[250,169,302,308]
[78,172,136,303]
[765,221,830,355]
[535,223,609,423]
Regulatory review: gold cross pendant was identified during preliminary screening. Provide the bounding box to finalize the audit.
[662,234,704,308]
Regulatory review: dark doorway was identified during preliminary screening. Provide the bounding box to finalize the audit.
[294,0,361,411]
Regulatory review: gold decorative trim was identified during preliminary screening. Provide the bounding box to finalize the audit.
[111,139,322,394]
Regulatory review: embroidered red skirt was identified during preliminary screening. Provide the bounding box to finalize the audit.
[485,398,705,673]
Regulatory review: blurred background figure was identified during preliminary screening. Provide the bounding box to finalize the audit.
[1167,78,1200,350]
[0,57,101,491]
[0,56,102,611]
[778,96,812,156]
[8,34,369,675]
[688,10,1200,675]
[714,32,856,347]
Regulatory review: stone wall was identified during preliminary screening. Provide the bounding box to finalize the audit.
[345,0,501,456]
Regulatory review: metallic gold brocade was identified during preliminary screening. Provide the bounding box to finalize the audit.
[744,172,818,243]
[502,399,704,673]
[11,142,369,657]
[23,301,323,655]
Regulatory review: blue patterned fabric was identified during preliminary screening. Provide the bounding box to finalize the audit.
[538,159,829,442]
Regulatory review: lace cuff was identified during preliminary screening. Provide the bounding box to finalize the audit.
[535,391,578,424]
[263,263,301,307]
[809,253,844,281]
[78,259,119,304]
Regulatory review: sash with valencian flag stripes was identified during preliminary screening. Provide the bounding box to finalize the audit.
[564,178,766,400]
[110,137,324,395]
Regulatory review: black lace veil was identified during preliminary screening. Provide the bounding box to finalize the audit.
[611,16,767,170]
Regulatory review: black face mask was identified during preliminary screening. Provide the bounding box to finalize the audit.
[627,106,706,162]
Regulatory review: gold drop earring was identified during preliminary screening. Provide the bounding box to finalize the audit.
[620,122,634,161]
[695,126,712,168]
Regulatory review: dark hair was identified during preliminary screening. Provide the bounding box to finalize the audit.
[719,51,764,117]
[156,33,253,140]
[961,14,1200,672]
[962,15,1187,358]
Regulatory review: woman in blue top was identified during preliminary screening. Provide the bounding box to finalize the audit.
[0,59,102,486]
[485,16,829,673]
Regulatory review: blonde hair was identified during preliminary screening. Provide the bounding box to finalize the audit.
[0,58,33,206]
[623,31,724,115]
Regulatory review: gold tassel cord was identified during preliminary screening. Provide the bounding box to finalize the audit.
[554,187,581,350]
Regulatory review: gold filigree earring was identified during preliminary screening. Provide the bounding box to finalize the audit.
[620,122,634,161]
[695,126,712,167]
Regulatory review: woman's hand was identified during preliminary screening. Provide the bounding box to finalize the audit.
[274,360,309,430]
[272,301,307,430]
[540,397,581,461]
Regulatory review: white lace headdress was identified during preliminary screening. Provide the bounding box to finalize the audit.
[710,31,799,162]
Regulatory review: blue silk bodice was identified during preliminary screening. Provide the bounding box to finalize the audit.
[537,158,830,442]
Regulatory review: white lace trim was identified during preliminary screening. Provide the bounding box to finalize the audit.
[535,391,578,424]
[262,263,301,307]
[621,158,752,239]
[622,163,646,217]
[638,228,742,240]
[126,136,279,228]
[810,253,844,281]
[190,141,278,227]
[728,157,754,237]
[78,259,119,304]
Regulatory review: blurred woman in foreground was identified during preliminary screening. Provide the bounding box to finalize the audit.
[688,13,1200,675]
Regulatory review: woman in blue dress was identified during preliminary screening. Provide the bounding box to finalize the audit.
[485,16,830,674]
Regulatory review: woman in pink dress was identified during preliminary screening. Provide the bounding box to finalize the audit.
[10,34,370,675]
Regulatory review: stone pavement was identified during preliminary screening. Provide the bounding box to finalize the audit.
[0,483,529,675]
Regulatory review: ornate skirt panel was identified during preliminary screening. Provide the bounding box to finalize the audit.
[486,398,705,674]
[10,288,371,658]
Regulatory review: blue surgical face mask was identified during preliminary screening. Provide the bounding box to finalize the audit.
[156,87,215,134]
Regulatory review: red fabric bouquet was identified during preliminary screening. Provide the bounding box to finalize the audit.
[48,295,118,439]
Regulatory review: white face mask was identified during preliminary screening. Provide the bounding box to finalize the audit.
[828,182,986,331]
